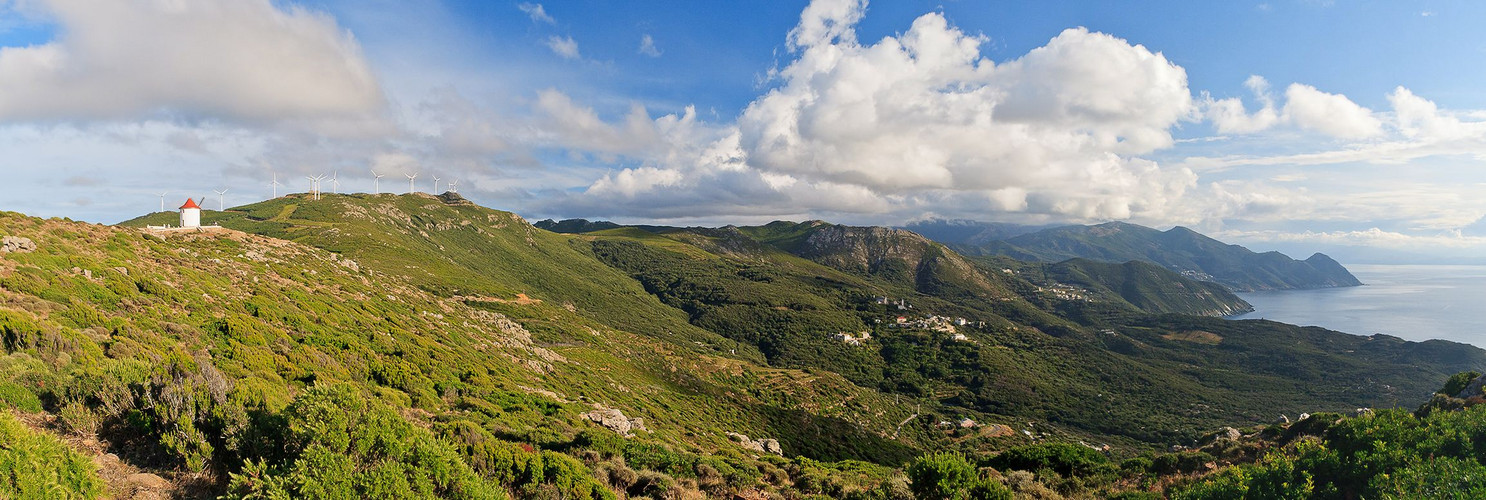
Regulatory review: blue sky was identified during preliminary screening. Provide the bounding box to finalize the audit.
[4,0,1486,262]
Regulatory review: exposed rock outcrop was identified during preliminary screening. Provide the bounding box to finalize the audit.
[727,432,783,456]
[1,235,36,253]
[1455,373,1486,399]
[583,406,647,437]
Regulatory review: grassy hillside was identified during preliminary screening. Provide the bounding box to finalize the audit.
[6,209,943,498]
[121,193,759,363]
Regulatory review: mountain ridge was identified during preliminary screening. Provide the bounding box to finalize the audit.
[906,219,1362,292]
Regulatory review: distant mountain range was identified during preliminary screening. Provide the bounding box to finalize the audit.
[903,219,1363,292]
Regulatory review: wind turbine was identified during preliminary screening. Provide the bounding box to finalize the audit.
[331,171,340,195]
[448,180,458,194]
[371,169,385,194]
[405,172,418,194]
[315,174,328,199]
[157,192,168,212]
[271,172,282,198]
[307,174,327,200]
[432,175,441,193]
[213,189,229,211]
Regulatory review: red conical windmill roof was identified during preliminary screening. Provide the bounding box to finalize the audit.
[179,198,201,210]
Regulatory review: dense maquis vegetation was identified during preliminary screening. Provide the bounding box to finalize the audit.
[578,220,1474,445]
[4,205,921,498]
[0,195,1477,498]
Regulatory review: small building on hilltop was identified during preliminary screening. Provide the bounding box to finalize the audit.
[179,198,201,228]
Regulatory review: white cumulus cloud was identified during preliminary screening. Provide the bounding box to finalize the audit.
[542,0,1212,223]
[1201,77,1381,139]
[1186,86,1486,172]
[1205,75,1281,134]
[733,5,1198,220]
[0,0,383,125]
[1282,83,1383,139]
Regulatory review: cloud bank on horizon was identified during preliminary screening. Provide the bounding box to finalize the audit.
[3,0,1486,261]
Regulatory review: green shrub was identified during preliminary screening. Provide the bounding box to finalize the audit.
[965,480,1013,500]
[1437,371,1480,397]
[622,442,696,477]
[0,381,42,413]
[1150,451,1214,475]
[1374,456,1486,499]
[1170,466,1248,500]
[906,452,977,499]
[0,412,105,499]
[905,452,1009,500]
[1119,456,1153,474]
[629,469,677,498]
[538,451,614,500]
[58,402,100,436]
[986,443,1112,477]
[592,459,639,491]
[224,384,506,500]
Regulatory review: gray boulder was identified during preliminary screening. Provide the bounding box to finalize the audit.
[727,432,784,456]
[582,407,647,437]
[1,236,35,253]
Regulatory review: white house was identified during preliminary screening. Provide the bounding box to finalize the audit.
[179,198,201,228]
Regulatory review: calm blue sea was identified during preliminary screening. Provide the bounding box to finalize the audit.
[1226,264,1486,348]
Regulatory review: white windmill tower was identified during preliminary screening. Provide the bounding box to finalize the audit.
[405,172,419,194]
[179,198,202,228]
[371,169,385,194]
[271,172,282,198]
[331,171,340,195]
[157,192,168,212]
[448,180,458,194]
[213,189,229,211]
[432,175,442,194]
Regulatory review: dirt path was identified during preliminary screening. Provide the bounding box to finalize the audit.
[459,292,542,305]
[893,413,918,439]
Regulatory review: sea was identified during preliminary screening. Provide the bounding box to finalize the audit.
[1226,264,1486,348]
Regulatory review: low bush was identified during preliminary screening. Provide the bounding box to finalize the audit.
[0,412,105,499]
